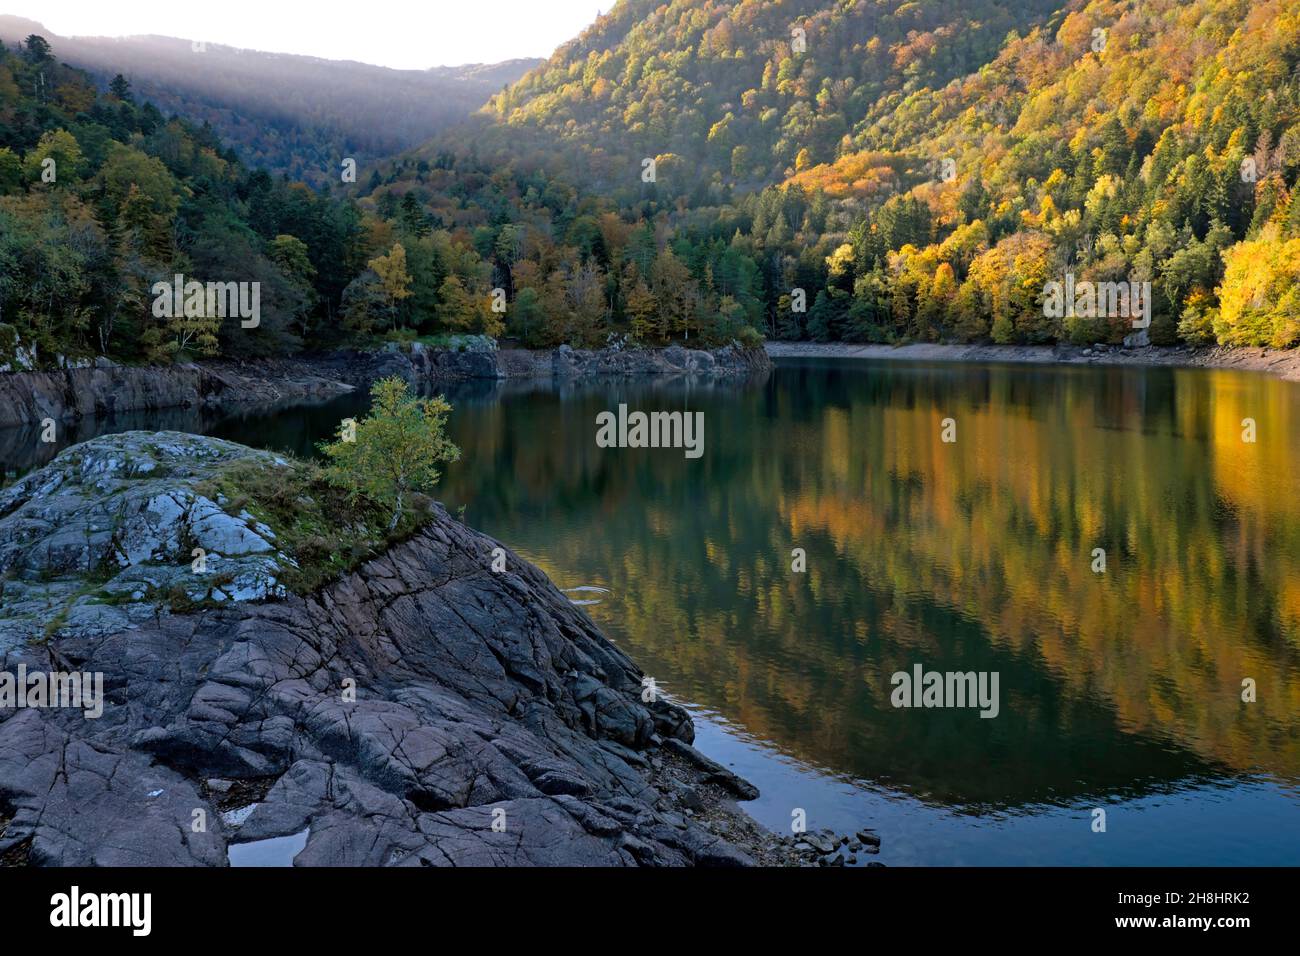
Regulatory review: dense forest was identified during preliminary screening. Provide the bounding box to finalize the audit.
[0,35,643,368]
[3,0,1300,370]
[382,0,1300,350]
[0,34,358,365]
[0,30,769,369]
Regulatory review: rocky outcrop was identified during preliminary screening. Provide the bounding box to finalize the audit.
[0,363,202,430]
[0,433,764,866]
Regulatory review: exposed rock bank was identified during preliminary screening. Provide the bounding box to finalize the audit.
[0,433,779,866]
[496,342,772,379]
[0,345,772,431]
[0,359,352,431]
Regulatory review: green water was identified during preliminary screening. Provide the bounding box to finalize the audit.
[6,357,1299,864]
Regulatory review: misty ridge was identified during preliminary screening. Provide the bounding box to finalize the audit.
[0,15,539,185]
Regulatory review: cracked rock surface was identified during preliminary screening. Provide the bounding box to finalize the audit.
[0,434,760,866]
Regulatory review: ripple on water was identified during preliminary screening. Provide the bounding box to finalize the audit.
[563,585,611,606]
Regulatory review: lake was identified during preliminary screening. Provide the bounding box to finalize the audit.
[4,356,1298,865]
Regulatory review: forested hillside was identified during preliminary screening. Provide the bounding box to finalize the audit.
[0,16,538,186]
[379,0,1300,350]
[481,0,1062,194]
[0,33,371,364]
[0,34,731,369]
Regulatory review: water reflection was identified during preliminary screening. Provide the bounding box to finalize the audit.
[0,393,367,481]
[434,360,1300,822]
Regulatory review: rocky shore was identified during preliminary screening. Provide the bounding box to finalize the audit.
[498,342,772,379]
[766,341,1300,381]
[0,358,352,431]
[0,432,788,866]
[0,344,772,430]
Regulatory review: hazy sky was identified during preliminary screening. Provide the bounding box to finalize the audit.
[3,0,605,69]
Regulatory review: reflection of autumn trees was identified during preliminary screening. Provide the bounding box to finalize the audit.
[436,364,1300,806]
[808,364,1300,779]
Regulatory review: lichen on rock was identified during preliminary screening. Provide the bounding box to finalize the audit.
[0,432,301,650]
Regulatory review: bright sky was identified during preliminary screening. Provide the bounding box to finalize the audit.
[4,0,605,69]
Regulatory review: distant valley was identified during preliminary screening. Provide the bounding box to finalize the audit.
[0,15,539,184]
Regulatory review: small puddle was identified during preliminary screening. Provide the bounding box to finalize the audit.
[227,827,309,867]
[563,585,611,606]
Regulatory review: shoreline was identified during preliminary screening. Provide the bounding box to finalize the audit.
[0,344,771,430]
[765,341,1300,382]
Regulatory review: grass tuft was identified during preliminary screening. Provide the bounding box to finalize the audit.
[196,455,432,595]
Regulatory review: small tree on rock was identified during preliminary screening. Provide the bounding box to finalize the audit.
[319,376,460,531]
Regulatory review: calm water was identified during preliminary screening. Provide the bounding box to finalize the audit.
[5,357,1299,865]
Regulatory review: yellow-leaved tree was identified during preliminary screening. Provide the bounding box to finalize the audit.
[370,242,413,328]
[320,376,460,531]
[1214,226,1300,349]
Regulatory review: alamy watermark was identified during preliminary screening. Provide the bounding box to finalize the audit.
[1043,273,1151,328]
[50,886,150,936]
[152,273,260,329]
[595,404,704,459]
[890,663,999,718]
[0,665,103,719]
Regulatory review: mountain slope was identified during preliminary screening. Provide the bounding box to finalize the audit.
[473,0,1062,197]
[407,0,1300,349]
[782,0,1300,346]
[7,0,1299,360]
[0,36,381,365]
